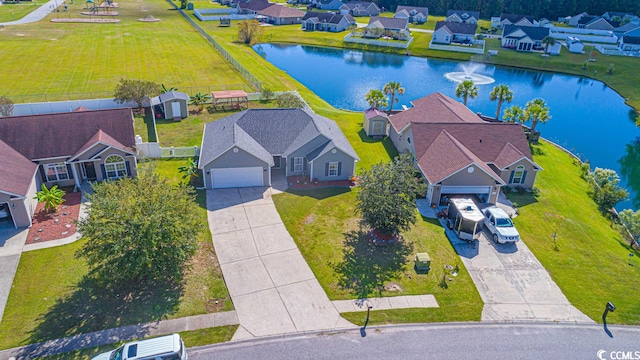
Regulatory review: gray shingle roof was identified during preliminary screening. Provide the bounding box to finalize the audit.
[159,91,190,102]
[303,11,353,24]
[367,16,408,30]
[446,9,480,21]
[199,108,358,168]
[503,24,550,41]
[435,20,476,35]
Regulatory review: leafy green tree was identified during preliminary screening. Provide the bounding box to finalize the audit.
[237,19,263,45]
[178,158,199,185]
[365,89,388,110]
[587,167,629,211]
[542,36,556,54]
[34,184,66,213]
[356,153,427,238]
[0,96,14,117]
[113,79,161,110]
[619,209,640,248]
[275,93,306,108]
[523,98,551,140]
[382,81,405,111]
[503,105,525,123]
[261,87,274,102]
[489,84,514,119]
[455,80,478,106]
[76,166,203,285]
[189,92,211,112]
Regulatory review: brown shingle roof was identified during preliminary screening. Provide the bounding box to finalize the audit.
[364,107,388,119]
[259,4,305,18]
[70,129,132,160]
[0,139,38,197]
[411,122,535,184]
[0,108,135,161]
[389,92,483,132]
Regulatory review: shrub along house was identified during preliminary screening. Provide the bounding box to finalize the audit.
[0,107,137,228]
[388,92,541,205]
[199,108,359,189]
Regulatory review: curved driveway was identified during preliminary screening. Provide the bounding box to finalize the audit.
[206,187,354,340]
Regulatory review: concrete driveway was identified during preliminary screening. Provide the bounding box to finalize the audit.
[447,227,594,323]
[0,223,28,323]
[207,187,354,339]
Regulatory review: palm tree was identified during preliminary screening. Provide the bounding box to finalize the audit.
[365,89,388,110]
[189,92,211,112]
[542,36,556,54]
[489,84,514,120]
[455,80,478,106]
[382,81,405,111]
[503,105,525,123]
[178,158,199,186]
[161,84,178,93]
[524,98,551,141]
[34,184,66,213]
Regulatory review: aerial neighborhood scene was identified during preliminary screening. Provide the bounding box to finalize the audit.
[1,0,640,357]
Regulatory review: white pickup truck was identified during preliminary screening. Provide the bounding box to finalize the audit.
[482,206,520,244]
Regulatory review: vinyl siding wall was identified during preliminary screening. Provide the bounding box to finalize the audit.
[202,147,270,189]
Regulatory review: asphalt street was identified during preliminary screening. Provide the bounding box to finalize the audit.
[188,323,640,360]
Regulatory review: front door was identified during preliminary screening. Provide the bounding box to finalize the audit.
[273,156,282,169]
[83,162,97,180]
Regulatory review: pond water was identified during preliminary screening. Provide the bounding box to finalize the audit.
[254,43,640,211]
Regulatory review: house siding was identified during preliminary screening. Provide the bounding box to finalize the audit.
[498,158,537,189]
[432,27,452,44]
[364,114,388,136]
[441,164,497,186]
[389,126,415,155]
[94,148,138,182]
[202,147,270,189]
[310,149,355,181]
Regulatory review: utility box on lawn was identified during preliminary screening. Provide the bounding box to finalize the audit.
[415,252,431,273]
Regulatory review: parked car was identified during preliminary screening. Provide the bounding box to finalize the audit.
[482,206,520,244]
[91,334,187,360]
[0,204,10,219]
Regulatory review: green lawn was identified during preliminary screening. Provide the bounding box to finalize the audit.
[0,2,39,22]
[0,159,232,350]
[273,188,483,324]
[506,141,640,325]
[0,0,252,101]
[39,325,238,359]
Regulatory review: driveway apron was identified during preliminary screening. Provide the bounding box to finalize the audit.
[447,227,593,323]
[207,188,353,339]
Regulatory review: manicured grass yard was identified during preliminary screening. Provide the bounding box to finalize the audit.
[0,2,39,22]
[0,159,232,350]
[273,188,483,324]
[0,0,251,100]
[507,141,640,325]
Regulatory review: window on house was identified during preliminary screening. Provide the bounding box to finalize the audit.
[45,163,69,182]
[328,162,338,177]
[105,155,127,179]
[511,165,525,184]
[294,157,304,172]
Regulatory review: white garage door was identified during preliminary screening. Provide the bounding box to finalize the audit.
[211,167,263,189]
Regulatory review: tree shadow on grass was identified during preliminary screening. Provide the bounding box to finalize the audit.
[357,129,399,159]
[505,191,539,208]
[22,275,183,359]
[333,230,413,299]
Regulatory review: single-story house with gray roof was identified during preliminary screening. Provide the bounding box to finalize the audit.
[199,108,359,189]
[150,90,189,121]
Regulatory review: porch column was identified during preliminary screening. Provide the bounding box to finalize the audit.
[71,163,81,189]
[309,160,314,181]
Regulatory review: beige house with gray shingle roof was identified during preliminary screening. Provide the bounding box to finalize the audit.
[389,92,541,205]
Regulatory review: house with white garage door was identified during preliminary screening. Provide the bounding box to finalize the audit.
[199,108,359,189]
[389,92,541,205]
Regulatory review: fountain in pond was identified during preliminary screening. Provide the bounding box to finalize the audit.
[444,63,495,85]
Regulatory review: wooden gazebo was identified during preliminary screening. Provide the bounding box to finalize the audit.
[211,90,248,111]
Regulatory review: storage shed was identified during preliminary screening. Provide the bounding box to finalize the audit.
[150,91,189,121]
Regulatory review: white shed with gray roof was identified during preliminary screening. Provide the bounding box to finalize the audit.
[199,108,359,189]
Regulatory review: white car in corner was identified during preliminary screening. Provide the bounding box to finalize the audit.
[482,206,520,244]
[92,333,187,360]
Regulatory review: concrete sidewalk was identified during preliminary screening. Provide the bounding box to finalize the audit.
[0,311,239,359]
[207,187,356,341]
[333,295,439,313]
[0,0,61,26]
